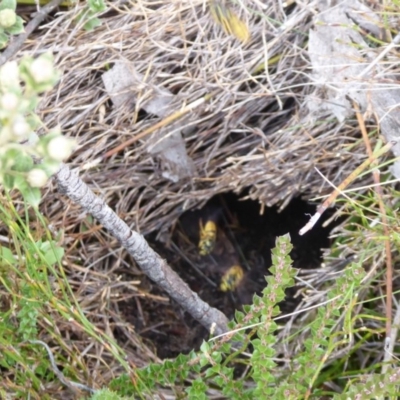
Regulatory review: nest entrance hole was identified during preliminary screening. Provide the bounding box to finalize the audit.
[123,192,337,359]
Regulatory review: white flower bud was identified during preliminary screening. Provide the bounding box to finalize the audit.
[12,117,30,137]
[30,57,54,84]
[0,61,19,91]
[1,92,19,111]
[27,168,48,187]
[0,9,16,28]
[47,136,75,161]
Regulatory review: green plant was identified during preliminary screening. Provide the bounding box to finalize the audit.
[103,210,400,399]
[0,53,75,206]
[107,235,298,399]
[75,0,106,31]
[0,0,24,49]
[0,197,131,397]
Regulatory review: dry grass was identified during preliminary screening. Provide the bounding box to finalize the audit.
[33,0,372,230]
[6,0,400,395]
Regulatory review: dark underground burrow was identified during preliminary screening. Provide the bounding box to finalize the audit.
[118,192,338,359]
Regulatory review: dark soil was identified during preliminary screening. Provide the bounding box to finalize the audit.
[116,192,336,359]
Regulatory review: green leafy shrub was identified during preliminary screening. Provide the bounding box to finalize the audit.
[0,0,24,49]
[0,53,75,206]
[104,231,400,399]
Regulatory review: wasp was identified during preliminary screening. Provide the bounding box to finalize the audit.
[209,0,250,43]
[220,264,244,292]
[199,219,217,256]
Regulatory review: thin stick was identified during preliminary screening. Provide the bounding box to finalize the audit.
[30,340,95,393]
[169,241,217,287]
[353,101,393,345]
[55,163,229,335]
[357,31,400,80]
[383,299,400,373]
[299,140,396,236]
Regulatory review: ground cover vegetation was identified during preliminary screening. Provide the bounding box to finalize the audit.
[1,0,400,398]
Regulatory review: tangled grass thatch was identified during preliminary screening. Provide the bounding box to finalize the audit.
[35,0,370,236]
[7,0,400,394]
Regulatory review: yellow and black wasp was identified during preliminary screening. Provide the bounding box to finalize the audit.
[198,219,218,256]
[220,264,244,292]
[209,0,250,43]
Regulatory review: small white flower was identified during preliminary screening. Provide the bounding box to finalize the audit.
[0,61,19,91]
[27,168,48,188]
[0,9,16,28]
[47,136,75,161]
[12,117,30,137]
[30,57,54,84]
[1,92,19,111]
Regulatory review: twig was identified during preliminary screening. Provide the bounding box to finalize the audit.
[29,340,95,394]
[170,241,217,287]
[55,163,229,335]
[299,140,396,236]
[357,31,400,79]
[383,299,400,373]
[0,0,64,66]
[353,101,393,346]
